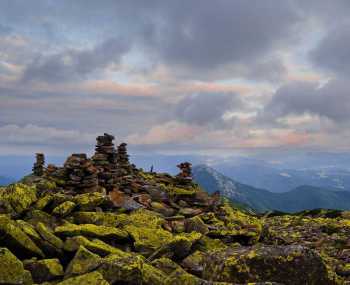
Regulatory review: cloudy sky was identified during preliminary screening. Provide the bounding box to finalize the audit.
[1,0,350,156]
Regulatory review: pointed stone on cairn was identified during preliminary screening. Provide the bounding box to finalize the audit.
[33,153,45,176]
[92,133,118,190]
[64,153,99,193]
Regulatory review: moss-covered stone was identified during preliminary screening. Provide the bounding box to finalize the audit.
[201,245,334,285]
[65,246,101,278]
[64,236,128,257]
[52,201,76,217]
[34,194,54,211]
[72,211,120,227]
[55,223,128,240]
[0,215,44,258]
[0,183,37,214]
[125,225,173,256]
[57,271,109,285]
[25,209,58,227]
[184,216,209,235]
[36,222,64,249]
[23,258,63,283]
[0,247,33,285]
[74,193,106,211]
[97,253,144,284]
[142,262,168,285]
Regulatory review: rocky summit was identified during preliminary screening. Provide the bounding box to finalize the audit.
[0,134,349,284]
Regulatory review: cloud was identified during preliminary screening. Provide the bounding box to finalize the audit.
[175,92,243,128]
[22,37,131,83]
[261,80,350,123]
[127,121,202,145]
[311,23,350,77]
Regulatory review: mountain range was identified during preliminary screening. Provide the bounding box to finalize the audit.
[193,164,350,213]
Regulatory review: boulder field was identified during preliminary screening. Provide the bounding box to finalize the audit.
[0,134,348,284]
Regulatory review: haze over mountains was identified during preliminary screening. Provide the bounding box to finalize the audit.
[193,164,350,213]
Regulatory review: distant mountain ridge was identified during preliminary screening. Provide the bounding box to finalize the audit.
[193,164,350,213]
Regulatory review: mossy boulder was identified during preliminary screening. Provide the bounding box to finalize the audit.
[125,225,173,256]
[55,223,128,241]
[72,212,119,227]
[0,183,37,214]
[52,201,76,217]
[65,246,101,278]
[0,247,32,285]
[0,215,44,258]
[96,253,144,284]
[57,271,109,285]
[74,193,106,211]
[36,222,64,250]
[64,236,127,257]
[23,258,63,283]
[184,216,209,235]
[202,204,262,245]
[201,244,335,285]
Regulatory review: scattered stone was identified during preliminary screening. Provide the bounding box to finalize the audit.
[57,271,109,285]
[52,201,76,217]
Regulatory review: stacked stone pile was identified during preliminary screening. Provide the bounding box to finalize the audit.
[32,153,45,176]
[116,143,133,177]
[63,154,99,193]
[92,133,118,191]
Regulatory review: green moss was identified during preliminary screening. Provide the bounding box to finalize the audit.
[35,194,54,210]
[55,223,129,240]
[36,222,64,249]
[52,201,76,217]
[57,271,109,285]
[0,247,33,285]
[97,254,144,284]
[74,193,106,211]
[142,262,167,285]
[64,236,128,257]
[25,209,57,227]
[23,258,63,283]
[65,245,101,277]
[164,268,203,285]
[151,257,181,275]
[0,215,44,258]
[72,211,120,227]
[124,209,165,228]
[196,236,228,252]
[125,225,173,256]
[0,183,37,214]
[16,220,42,241]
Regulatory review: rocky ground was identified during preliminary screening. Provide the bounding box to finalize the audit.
[0,134,349,284]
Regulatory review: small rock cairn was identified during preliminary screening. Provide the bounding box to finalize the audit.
[32,153,45,176]
[63,154,98,193]
[92,133,118,191]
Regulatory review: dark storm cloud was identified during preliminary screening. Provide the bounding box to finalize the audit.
[311,23,350,77]
[22,37,130,83]
[262,80,350,123]
[175,92,243,127]
[148,1,299,69]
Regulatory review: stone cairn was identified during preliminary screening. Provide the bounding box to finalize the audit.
[176,162,193,186]
[116,143,133,177]
[32,153,45,176]
[177,162,192,179]
[92,133,118,191]
[63,153,98,193]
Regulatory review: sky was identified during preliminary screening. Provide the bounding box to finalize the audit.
[1,0,350,156]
